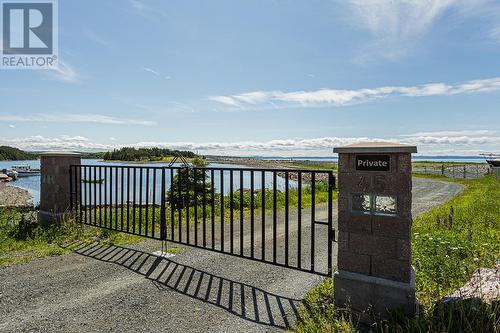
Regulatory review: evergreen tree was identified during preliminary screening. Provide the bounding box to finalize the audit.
[167,157,212,209]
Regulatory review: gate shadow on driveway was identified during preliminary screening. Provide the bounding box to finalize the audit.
[63,241,303,330]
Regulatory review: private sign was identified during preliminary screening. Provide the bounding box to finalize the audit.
[355,155,390,172]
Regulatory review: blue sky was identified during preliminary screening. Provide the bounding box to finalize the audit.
[1,0,500,156]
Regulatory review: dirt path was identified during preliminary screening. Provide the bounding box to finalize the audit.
[0,178,463,333]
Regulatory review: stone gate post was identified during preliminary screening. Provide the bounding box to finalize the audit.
[333,142,417,318]
[39,152,81,224]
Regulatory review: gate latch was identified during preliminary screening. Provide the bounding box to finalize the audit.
[330,229,336,242]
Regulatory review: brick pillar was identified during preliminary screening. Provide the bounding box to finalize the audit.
[333,142,417,319]
[39,152,81,224]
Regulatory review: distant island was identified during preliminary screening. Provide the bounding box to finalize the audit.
[103,147,199,162]
[0,146,37,161]
[0,146,199,162]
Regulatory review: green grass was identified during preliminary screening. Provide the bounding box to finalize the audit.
[296,175,500,332]
[0,208,143,267]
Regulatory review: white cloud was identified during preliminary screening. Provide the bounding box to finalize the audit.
[209,76,500,108]
[208,95,242,107]
[1,131,498,155]
[130,0,148,11]
[0,113,156,126]
[47,60,80,83]
[144,67,160,76]
[84,29,110,47]
[491,26,500,43]
[0,135,113,151]
[400,129,500,148]
[8,124,15,128]
[344,0,500,60]
[401,129,496,137]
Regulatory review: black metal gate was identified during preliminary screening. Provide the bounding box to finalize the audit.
[70,165,335,276]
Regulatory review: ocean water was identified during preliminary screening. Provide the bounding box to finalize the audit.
[0,160,298,206]
[0,156,487,206]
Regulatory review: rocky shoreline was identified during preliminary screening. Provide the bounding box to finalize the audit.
[0,183,33,208]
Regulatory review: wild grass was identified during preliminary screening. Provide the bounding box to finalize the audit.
[0,208,142,267]
[296,175,500,333]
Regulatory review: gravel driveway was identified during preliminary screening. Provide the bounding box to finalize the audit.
[0,178,463,333]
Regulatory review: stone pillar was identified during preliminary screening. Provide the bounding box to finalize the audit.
[39,152,81,224]
[333,142,417,319]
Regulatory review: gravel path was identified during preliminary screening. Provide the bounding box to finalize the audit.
[0,178,463,333]
[0,183,33,208]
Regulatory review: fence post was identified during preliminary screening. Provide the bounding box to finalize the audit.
[441,164,445,176]
[39,152,81,224]
[333,142,417,321]
[463,165,466,179]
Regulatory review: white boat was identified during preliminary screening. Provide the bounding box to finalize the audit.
[12,164,40,177]
[1,168,18,180]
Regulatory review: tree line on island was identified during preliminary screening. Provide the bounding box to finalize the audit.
[103,147,198,161]
[0,145,199,162]
[0,146,37,161]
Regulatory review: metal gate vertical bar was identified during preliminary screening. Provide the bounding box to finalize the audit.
[178,169,182,242]
[194,169,198,246]
[139,168,143,234]
[202,173,207,247]
[239,170,244,256]
[69,166,74,214]
[220,170,224,252]
[250,170,255,258]
[328,172,334,277]
[93,166,97,225]
[311,172,316,272]
[121,167,124,231]
[115,167,119,230]
[160,168,166,240]
[145,168,150,235]
[297,172,302,269]
[99,166,102,227]
[229,170,234,254]
[126,168,130,232]
[84,166,88,224]
[186,168,190,244]
[210,170,215,249]
[78,166,83,224]
[152,169,156,238]
[85,167,94,224]
[109,167,113,229]
[170,169,174,240]
[272,172,277,264]
[261,171,265,260]
[133,168,136,233]
[284,171,289,266]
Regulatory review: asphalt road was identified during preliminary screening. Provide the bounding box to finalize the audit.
[0,178,463,333]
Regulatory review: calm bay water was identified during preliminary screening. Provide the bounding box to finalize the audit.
[0,156,487,206]
[0,159,298,206]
